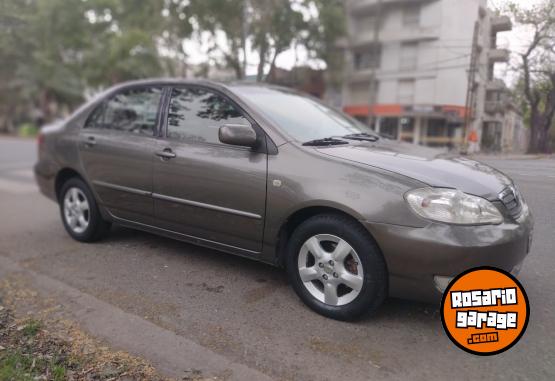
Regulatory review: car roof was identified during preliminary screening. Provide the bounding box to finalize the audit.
[106,78,301,96]
[104,77,222,91]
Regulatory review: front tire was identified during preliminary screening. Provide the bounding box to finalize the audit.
[286,214,387,321]
[59,178,110,242]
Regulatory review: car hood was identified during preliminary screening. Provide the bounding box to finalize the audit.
[316,140,512,200]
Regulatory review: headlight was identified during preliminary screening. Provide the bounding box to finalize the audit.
[405,188,503,225]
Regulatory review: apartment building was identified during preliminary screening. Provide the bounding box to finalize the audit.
[340,0,519,152]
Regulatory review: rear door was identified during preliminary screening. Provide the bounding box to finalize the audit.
[152,86,267,253]
[79,86,163,223]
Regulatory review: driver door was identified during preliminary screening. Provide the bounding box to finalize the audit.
[152,86,267,254]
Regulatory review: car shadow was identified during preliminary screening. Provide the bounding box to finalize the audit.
[103,225,440,323]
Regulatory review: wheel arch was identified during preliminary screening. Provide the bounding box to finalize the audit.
[55,168,86,201]
[274,205,385,269]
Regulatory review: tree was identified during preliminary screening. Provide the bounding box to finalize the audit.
[300,0,346,86]
[506,1,555,153]
[188,0,345,82]
[0,0,95,129]
[189,0,247,79]
[0,0,193,130]
[250,0,306,81]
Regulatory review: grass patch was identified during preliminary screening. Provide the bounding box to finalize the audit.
[0,350,38,381]
[22,319,42,337]
[0,302,169,381]
[0,350,67,381]
[51,363,67,381]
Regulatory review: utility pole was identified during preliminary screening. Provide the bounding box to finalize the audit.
[367,0,382,129]
[463,21,479,153]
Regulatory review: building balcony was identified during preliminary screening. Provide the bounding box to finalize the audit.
[349,0,430,13]
[351,25,440,46]
[488,48,510,63]
[491,15,512,33]
[349,0,399,12]
[485,100,508,115]
[486,79,507,91]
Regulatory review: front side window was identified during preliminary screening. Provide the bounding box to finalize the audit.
[167,87,250,144]
[85,87,162,135]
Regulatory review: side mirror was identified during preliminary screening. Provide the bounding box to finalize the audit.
[218,124,257,148]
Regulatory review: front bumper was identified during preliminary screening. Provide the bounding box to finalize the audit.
[364,207,534,303]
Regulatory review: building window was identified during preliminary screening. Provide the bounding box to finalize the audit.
[427,119,446,136]
[355,15,377,35]
[400,117,415,142]
[354,45,381,70]
[397,79,415,104]
[403,5,420,27]
[354,116,369,126]
[380,117,399,139]
[400,42,418,71]
[486,90,503,101]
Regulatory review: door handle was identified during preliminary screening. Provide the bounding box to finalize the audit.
[84,136,96,148]
[155,148,176,160]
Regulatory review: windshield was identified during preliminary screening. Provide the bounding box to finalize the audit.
[232,86,375,143]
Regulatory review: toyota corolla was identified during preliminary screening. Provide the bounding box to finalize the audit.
[34,79,533,320]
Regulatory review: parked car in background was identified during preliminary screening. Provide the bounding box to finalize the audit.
[35,79,533,320]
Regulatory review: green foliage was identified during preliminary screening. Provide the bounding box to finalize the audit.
[0,0,193,131]
[301,0,346,85]
[51,363,67,381]
[189,0,247,78]
[18,123,38,138]
[0,350,42,381]
[0,0,345,131]
[0,349,68,381]
[22,319,42,336]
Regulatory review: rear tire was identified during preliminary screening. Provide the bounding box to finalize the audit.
[59,177,110,242]
[286,214,387,321]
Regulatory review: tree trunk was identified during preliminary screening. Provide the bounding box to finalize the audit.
[256,38,268,82]
[233,61,244,80]
[265,48,281,83]
[38,89,52,124]
[527,111,539,153]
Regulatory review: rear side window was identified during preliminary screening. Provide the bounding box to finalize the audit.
[85,87,162,135]
[166,87,250,144]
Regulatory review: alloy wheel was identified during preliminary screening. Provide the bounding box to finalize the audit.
[63,187,90,234]
[297,234,364,306]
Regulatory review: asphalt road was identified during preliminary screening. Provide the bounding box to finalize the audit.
[1,136,554,380]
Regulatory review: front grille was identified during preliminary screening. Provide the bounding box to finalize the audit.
[499,186,523,219]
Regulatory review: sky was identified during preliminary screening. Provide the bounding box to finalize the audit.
[183,0,545,81]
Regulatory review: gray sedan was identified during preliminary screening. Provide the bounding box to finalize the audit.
[34,79,533,320]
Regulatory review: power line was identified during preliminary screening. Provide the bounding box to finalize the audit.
[418,53,471,68]
[355,63,478,77]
